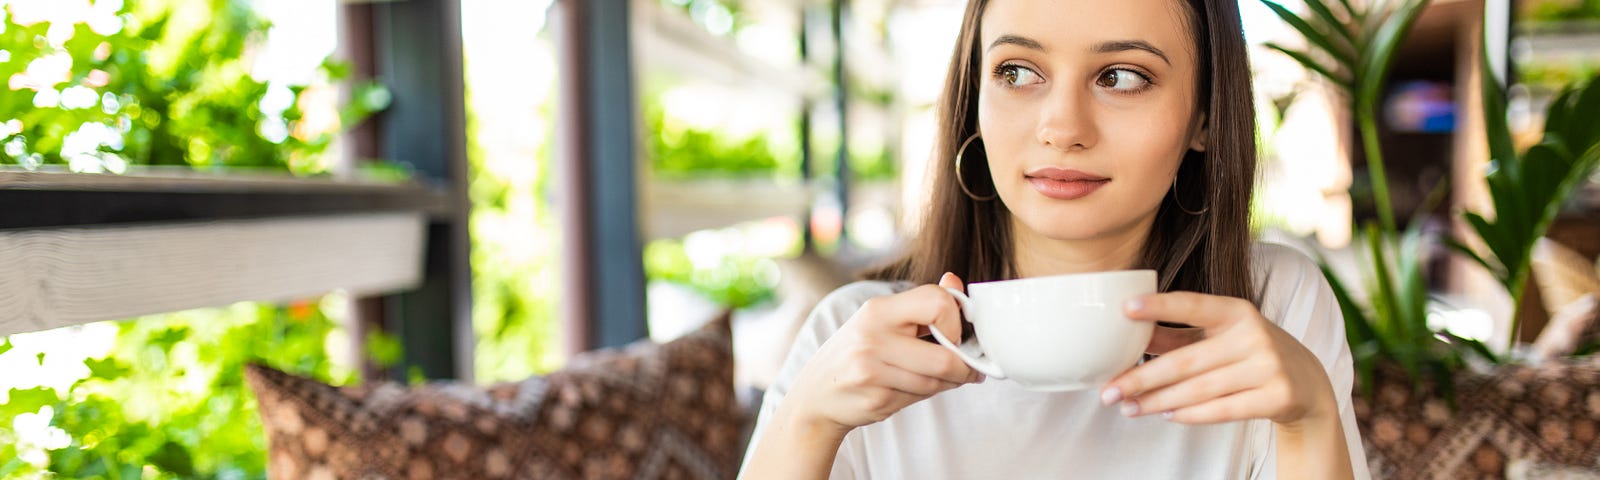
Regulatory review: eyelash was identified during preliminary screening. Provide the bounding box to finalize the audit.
[990,62,1156,94]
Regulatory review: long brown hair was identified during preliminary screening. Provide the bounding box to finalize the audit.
[865,0,1257,303]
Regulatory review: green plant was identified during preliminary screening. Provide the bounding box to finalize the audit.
[1449,43,1600,352]
[1261,0,1431,234]
[1260,0,1480,391]
[0,301,364,478]
[645,102,799,180]
[0,0,388,174]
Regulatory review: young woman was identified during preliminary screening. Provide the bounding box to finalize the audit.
[740,0,1368,478]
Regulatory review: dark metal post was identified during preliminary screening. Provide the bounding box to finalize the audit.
[555,0,649,356]
[364,0,474,381]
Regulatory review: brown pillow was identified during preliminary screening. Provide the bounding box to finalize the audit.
[245,313,741,480]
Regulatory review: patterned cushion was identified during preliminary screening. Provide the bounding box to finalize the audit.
[1354,361,1600,479]
[1508,458,1600,480]
[245,312,741,479]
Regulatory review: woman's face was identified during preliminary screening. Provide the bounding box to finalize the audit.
[977,0,1205,243]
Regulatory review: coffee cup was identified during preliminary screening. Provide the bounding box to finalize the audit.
[929,270,1156,391]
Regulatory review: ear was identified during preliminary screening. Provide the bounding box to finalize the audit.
[1187,113,1208,152]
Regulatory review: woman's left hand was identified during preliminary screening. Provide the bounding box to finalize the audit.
[1099,292,1337,427]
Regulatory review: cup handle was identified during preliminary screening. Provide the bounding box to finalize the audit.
[930,287,1007,379]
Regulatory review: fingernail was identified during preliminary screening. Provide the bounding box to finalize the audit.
[977,374,987,384]
[1126,298,1146,312]
[1120,402,1139,417]
[1160,411,1174,420]
[1100,387,1122,405]
[940,272,955,283]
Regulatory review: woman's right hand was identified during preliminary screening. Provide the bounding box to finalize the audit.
[781,272,984,435]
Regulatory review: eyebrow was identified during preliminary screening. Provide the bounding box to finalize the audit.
[987,34,1172,67]
[1094,40,1171,66]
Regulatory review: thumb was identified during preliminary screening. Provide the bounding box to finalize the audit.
[927,272,966,343]
[938,272,965,291]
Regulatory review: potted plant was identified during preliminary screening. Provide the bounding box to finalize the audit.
[1264,0,1600,476]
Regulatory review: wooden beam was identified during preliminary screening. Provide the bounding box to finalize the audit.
[0,213,425,337]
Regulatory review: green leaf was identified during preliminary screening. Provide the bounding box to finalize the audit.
[1335,0,1364,24]
[1263,42,1354,92]
[1356,0,1429,111]
[1479,28,1516,169]
[0,387,60,418]
[1463,212,1518,287]
[1567,76,1600,145]
[1444,237,1501,278]
[1318,260,1380,351]
[1303,0,1358,47]
[1544,88,1577,140]
[1440,331,1501,365]
[148,441,196,477]
[84,357,131,381]
[1261,0,1357,68]
[0,338,11,357]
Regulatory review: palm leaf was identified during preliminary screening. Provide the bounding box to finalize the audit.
[1443,237,1502,279]
[1355,0,1427,110]
[1262,1,1357,68]
[1263,42,1354,91]
[1479,28,1517,171]
[1303,0,1358,48]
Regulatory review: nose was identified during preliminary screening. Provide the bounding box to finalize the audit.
[1035,84,1098,152]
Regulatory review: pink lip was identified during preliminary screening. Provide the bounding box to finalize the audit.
[1025,167,1109,200]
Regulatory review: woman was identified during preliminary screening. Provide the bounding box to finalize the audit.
[740,0,1367,478]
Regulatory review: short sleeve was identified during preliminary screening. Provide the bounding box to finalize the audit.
[738,281,899,479]
[1251,244,1372,480]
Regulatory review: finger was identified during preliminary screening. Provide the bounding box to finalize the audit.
[1164,388,1278,424]
[881,335,981,384]
[869,359,964,396]
[1125,292,1254,331]
[1145,324,1205,356]
[859,284,962,337]
[1117,362,1261,418]
[927,272,967,344]
[1102,336,1245,403]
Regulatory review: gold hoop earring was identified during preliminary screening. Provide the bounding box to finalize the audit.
[955,133,997,202]
[1170,174,1209,215]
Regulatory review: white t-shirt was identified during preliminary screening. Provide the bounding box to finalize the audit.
[742,243,1371,479]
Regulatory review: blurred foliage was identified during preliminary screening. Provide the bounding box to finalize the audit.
[0,301,366,478]
[1519,60,1600,93]
[659,0,748,37]
[644,237,782,309]
[1451,56,1600,352]
[1520,0,1600,22]
[646,102,802,180]
[0,0,389,174]
[0,0,392,476]
[462,61,563,383]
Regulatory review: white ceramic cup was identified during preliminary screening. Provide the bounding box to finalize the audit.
[929,270,1157,392]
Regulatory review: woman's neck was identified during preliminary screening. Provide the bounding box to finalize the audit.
[1009,215,1156,278]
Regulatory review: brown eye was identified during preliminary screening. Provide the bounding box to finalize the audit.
[1096,70,1120,88]
[995,63,1043,88]
[1096,69,1151,92]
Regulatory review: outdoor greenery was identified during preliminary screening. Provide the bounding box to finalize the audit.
[0,0,387,174]
[1,302,362,478]
[1451,51,1600,352]
[0,0,390,476]
[1260,0,1478,395]
[1267,0,1600,402]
